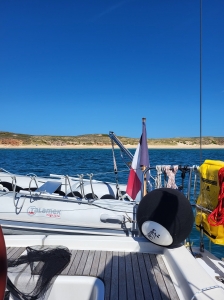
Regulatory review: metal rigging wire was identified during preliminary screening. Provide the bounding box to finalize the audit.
[200,0,203,164]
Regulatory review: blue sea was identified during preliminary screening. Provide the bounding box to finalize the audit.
[0,148,224,259]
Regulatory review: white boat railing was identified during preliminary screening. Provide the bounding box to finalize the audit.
[0,165,200,205]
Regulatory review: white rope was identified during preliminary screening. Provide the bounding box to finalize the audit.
[0,184,9,192]
[29,176,39,192]
[87,173,98,199]
[65,175,78,198]
[155,165,162,188]
[77,174,85,198]
[186,167,193,200]
[191,285,224,300]
[193,166,199,204]
[163,165,178,189]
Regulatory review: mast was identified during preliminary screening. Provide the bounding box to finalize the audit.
[140,117,149,197]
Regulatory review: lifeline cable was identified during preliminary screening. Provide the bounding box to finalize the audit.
[199,0,203,165]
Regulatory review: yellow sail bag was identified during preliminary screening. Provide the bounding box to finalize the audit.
[195,159,224,245]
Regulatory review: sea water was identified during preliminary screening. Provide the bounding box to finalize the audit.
[0,148,224,258]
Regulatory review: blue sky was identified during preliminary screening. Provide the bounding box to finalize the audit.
[0,0,223,138]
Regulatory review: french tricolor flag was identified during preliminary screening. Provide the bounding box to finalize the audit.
[126,119,149,200]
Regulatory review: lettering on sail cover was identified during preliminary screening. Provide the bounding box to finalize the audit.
[27,206,61,218]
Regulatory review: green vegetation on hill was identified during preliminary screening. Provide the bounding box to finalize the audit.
[0,131,224,146]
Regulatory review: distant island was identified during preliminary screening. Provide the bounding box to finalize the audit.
[0,131,224,149]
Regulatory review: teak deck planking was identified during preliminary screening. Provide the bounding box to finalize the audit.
[7,247,179,300]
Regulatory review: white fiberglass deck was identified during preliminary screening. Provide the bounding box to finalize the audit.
[5,235,224,300]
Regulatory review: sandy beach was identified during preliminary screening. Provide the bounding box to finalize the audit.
[0,144,223,149]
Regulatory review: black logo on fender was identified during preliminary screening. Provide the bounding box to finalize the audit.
[147,229,160,240]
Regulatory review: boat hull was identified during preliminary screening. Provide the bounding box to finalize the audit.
[0,191,134,236]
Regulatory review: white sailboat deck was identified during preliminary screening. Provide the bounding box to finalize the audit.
[5,235,224,300]
[7,247,178,300]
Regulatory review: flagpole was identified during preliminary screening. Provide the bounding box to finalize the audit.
[126,117,149,201]
[141,117,147,197]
